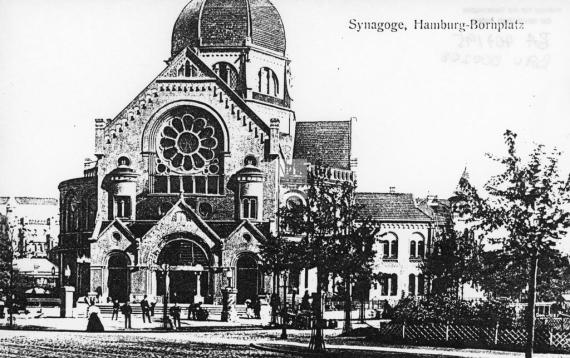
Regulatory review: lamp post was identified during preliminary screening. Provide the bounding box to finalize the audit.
[160,263,170,329]
[221,268,235,322]
[281,271,288,339]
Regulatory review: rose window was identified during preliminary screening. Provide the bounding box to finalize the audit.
[157,114,220,174]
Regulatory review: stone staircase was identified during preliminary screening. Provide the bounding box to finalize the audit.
[96,304,248,318]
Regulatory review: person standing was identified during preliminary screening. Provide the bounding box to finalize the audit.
[111,299,120,321]
[86,303,104,332]
[149,297,156,317]
[140,295,151,323]
[169,303,181,329]
[121,301,132,329]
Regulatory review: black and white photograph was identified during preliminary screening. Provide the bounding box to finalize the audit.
[0,0,569,357]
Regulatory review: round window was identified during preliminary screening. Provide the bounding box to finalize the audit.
[198,202,213,219]
[157,112,219,174]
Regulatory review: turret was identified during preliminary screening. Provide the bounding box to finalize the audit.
[102,156,138,221]
[234,163,264,221]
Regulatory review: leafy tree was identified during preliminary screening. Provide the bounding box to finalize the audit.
[478,248,570,302]
[259,234,302,338]
[277,174,376,351]
[0,214,14,325]
[458,130,570,358]
[0,215,11,293]
[422,222,484,299]
[327,186,377,335]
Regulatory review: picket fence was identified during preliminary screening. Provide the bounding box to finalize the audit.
[377,322,570,353]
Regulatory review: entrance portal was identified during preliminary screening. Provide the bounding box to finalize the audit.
[236,254,261,304]
[107,253,129,302]
[156,239,211,303]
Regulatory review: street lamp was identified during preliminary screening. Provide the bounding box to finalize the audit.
[159,263,170,329]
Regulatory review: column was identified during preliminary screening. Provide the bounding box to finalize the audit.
[194,272,203,303]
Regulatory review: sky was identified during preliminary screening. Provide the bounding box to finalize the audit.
[0,0,569,199]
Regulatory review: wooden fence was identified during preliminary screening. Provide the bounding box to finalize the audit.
[377,322,570,353]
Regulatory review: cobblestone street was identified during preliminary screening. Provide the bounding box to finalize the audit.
[0,329,559,358]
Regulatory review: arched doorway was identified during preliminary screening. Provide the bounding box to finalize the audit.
[156,239,211,303]
[236,254,261,304]
[107,252,130,302]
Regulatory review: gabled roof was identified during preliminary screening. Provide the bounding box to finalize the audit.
[355,192,432,222]
[293,121,352,170]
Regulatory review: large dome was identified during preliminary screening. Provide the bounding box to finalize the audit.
[171,0,286,57]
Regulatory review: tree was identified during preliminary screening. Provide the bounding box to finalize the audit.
[478,247,570,302]
[259,234,302,338]
[0,214,14,326]
[458,130,570,358]
[422,222,484,299]
[276,173,377,351]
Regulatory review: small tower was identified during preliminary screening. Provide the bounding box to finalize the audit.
[234,162,264,221]
[102,156,138,221]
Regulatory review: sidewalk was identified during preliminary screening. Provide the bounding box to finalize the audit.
[0,313,264,332]
[252,341,569,358]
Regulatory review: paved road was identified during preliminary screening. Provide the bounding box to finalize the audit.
[0,330,287,358]
[0,329,537,358]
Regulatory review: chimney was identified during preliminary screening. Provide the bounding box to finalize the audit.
[269,118,280,157]
[94,118,106,157]
[389,186,396,193]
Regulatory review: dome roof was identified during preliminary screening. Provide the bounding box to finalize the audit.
[172,0,286,57]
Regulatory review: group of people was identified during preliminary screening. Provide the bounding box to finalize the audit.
[87,295,210,331]
[110,295,155,328]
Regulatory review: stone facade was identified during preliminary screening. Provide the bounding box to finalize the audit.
[56,0,354,305]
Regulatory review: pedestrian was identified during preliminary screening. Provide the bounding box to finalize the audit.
[140,295,151,323]
[300,291,311,311]
[253,296,261,319]
[111,299,120,320]
[121,301,132,329]
[169,303,181,329]
[245,298,254,318]
[188,302,198,320]
[86,302,104,332]
[149,297,156,316]
[270,293,280,325]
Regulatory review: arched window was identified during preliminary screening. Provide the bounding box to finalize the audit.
[381,275,389,296]
[258,67,279,96]
[213,62,239,90]
[410,241,416,258]
[409,274,416,296]
[118,156,131,167]
[244,155,258,167]
[242,198,257,219]
[418,274,425,296]
[418,240,425,258]
[382,241,389,258]
[390,240,398,259]
[390,274,398,296]
[243,199,250,219]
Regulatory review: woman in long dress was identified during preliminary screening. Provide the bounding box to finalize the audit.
[86,303,104,332]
